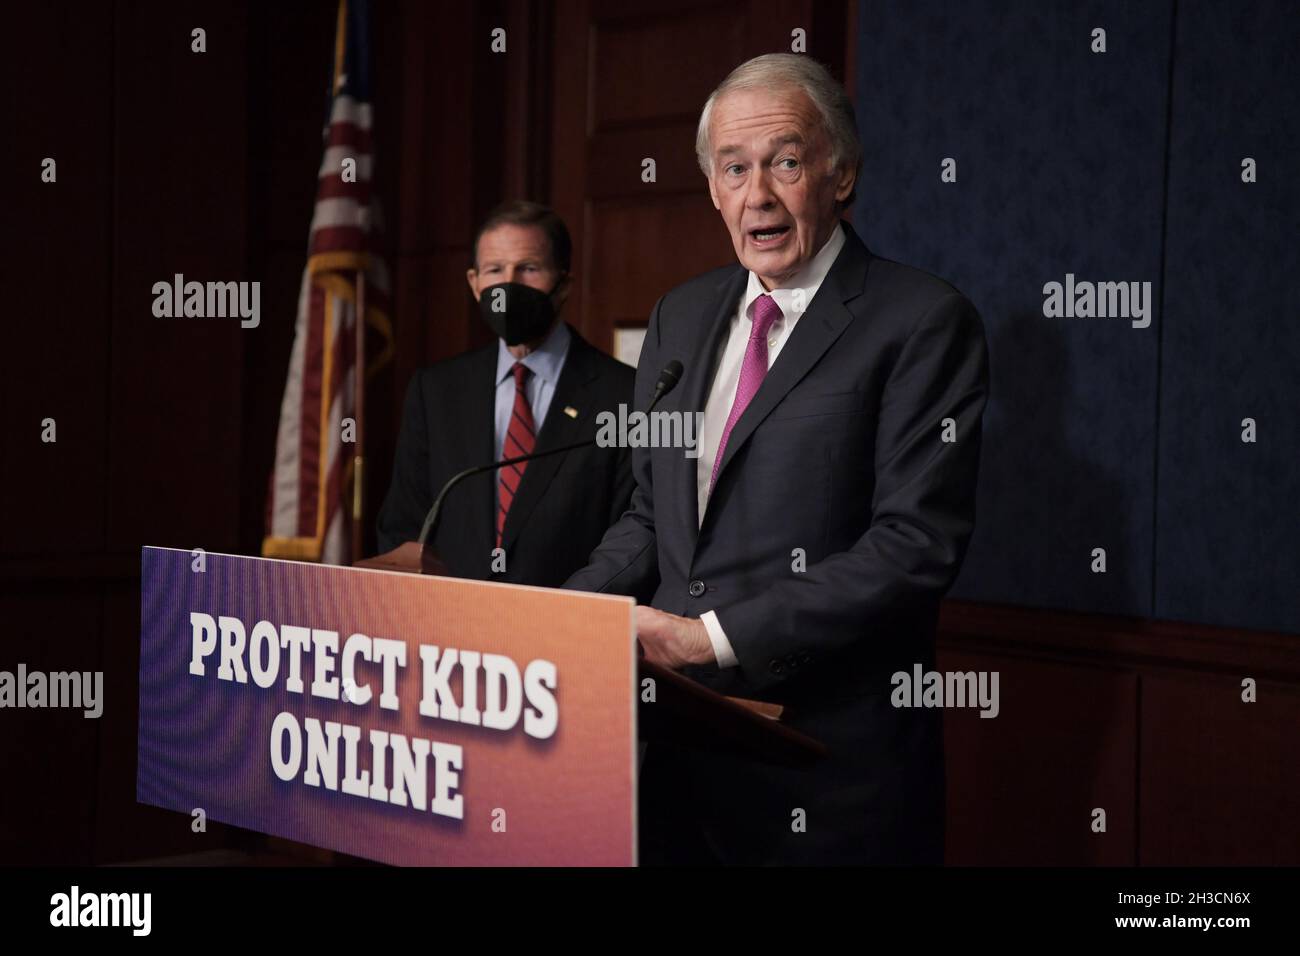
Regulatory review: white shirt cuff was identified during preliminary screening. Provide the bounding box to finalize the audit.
[700,610,739,668]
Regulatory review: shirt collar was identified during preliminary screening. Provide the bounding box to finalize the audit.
[741,220,846,324]
[495,319,571,386]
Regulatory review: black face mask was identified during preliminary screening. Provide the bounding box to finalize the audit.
[477,280,561,346]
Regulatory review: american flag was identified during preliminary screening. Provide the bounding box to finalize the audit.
[263,0,392,564]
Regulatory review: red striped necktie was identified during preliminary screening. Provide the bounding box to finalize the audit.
[497,362,536,547]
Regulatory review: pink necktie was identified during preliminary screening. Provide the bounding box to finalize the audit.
[709,293,782,493]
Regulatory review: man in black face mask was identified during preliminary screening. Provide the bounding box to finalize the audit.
[375,200,636,587]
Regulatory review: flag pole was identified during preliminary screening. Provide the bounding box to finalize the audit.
[352,268,366,565]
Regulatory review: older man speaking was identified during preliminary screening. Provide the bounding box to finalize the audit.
[567,54,989,865]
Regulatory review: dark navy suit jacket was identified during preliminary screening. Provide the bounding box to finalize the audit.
[566,222,989,864]
[377,326,635,587]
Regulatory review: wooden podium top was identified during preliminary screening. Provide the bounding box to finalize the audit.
[640,661,827,768]
[355,544,827,768]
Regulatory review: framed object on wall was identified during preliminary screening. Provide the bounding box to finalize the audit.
[613,323,646,369]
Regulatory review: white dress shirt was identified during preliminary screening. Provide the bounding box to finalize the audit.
[696,222,847,668]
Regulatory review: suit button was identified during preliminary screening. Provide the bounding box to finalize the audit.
[688,579,706,598]
[769,659,785,675]
[798,652,812,665]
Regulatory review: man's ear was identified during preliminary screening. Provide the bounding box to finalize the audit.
[707,171,721,211]
[552,271,573,309]
[834,163,857,204]
[466,268,481,302]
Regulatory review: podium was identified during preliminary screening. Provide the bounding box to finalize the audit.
[355,543,828,769]
[138,545,823,866]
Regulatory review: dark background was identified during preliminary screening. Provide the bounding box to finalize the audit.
[856,0,1300,633]
[2,0,1296,866]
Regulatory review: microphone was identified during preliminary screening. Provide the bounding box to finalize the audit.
[415,360,685,570]
[649,359,683,406]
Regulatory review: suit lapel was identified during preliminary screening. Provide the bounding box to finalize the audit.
[468,347,498,554]
[709,222,871,495]
[675,268,748,539]
[500,327,599,552]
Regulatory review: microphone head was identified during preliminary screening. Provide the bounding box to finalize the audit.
[657,360,684,396]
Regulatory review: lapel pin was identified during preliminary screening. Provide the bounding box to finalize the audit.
[564,406,578,419]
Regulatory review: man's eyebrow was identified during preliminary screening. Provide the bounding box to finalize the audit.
[715,132,808,156]
[482,256,543,268]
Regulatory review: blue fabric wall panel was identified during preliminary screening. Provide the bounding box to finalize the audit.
[1155,2,1300,633]
[853,1,1171,615]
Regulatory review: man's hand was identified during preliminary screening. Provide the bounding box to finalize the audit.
[635,606,715,669]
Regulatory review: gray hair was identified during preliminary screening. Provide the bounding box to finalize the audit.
[695,54,861,204]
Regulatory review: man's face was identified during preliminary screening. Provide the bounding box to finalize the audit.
[466,224,569,307]
[706,87,856,289]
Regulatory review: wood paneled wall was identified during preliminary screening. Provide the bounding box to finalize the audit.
[939,602,1300,865]
[1,0,545,865]
[548,0,850,349]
